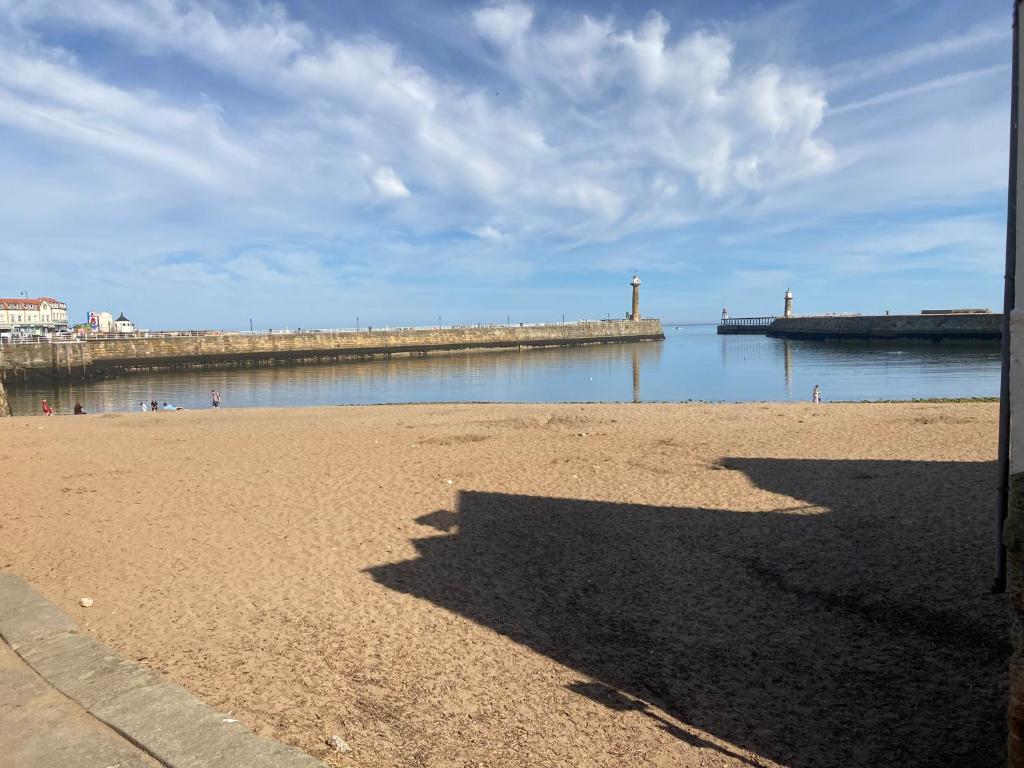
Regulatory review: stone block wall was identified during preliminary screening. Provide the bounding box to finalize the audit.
[768,313,1001,341]
[0,319,664,381]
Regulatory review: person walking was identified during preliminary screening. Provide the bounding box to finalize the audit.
[211,389,221,409]
[150,400,158,413]
[812,384,821,404]
[140,401,148,412]
[41,399,54,416]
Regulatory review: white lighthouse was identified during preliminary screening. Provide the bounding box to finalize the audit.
[629,274,642,321]
[784,288,794,319]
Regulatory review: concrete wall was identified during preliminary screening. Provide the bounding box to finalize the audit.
[768,313,1001,341]
[1009,22,1024,761]
[0,319,664,381]
[0,376,9,417]
[1011,310,1024,767]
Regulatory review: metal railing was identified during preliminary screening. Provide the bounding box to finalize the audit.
[0,318,644,345]
[718,316,776,327]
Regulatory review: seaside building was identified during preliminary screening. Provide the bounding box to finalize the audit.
[629,274,642,320]
[88,311,115,333]
[784,288,794,319]
[0,297,69,336]
[114,312,135,334]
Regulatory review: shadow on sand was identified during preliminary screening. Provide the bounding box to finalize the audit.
[367,458,1008,767]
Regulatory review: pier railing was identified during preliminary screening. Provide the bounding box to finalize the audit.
[718,316,776,328]
[0,318,637,345]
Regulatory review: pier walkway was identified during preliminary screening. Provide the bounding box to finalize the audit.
[0,318,665,382]
[716,316,775,335]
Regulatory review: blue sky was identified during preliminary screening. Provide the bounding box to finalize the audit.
[0,0,1012,328]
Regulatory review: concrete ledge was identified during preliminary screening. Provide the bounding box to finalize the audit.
[0,572,77,644]
[0,572,325,768]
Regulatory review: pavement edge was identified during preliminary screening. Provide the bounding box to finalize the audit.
[0,571,327,768]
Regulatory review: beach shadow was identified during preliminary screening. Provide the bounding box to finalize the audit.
[367,459,1008,767]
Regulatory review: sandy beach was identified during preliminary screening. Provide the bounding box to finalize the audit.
[0,402,1007,767]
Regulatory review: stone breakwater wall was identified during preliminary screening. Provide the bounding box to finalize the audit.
[0,376,9,416]
[767,313,1001,342]
[0,319,665,382]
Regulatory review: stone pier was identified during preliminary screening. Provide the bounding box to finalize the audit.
[0,319,665,382]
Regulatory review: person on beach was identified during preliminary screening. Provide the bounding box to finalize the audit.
[140,401,148,412]
[41,399,54,416]
[150,400,158,413]
[73,402,86,415]
[812,384,821,404]
[211,389,221,409]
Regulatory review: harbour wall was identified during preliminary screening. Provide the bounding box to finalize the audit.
[0,319,665,382]
[766,313,1001,342]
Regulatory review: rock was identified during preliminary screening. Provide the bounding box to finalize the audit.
[79,597,94,608]
[326,735,351,753]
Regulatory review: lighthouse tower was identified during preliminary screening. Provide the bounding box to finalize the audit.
[784,288,794,319]
[629,274,642,321]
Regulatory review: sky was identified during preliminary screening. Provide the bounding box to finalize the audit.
[0,0,1013,328]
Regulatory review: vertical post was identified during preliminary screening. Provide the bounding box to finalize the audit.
[1004,5,1023,768]
[997,0,1021,596]
[0,356,9,417]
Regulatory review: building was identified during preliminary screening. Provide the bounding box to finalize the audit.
[0,297,69,336]
[629,274,642,320]
[114,312,135,334]
[88,311,114,333]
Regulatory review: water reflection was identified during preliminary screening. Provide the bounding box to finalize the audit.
[632,347,641,403]
[784,341,793,399]
[4,327,1000,415]
[7,340,664,415]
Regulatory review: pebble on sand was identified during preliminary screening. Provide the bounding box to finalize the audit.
[79,597,94,608]
[326,735,351,753]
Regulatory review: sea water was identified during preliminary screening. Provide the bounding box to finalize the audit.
[4,326,1001,415]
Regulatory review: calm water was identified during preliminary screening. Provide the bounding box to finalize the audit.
[5,326,1001,415]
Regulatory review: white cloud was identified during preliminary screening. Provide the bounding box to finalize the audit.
[0,0,836,241]
[371,166,411,200]
[465,225,507,240]
[0,0,1008,324]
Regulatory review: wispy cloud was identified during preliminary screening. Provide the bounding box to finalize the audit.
[827,20,1008,91]
[828,64,1007,116]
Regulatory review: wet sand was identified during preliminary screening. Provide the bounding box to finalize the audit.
[0,402,1007,767]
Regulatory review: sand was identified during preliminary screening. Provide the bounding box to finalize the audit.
[0,402,1008,768]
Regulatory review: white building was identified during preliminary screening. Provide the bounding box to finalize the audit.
[88,311,114,333]
[114,312,135,334]
[0,297,69,335]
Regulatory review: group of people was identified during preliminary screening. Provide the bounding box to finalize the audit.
[40,389,221,416]
[40,399,86,415]
[140,400,186,412]
[139,390,220,412]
